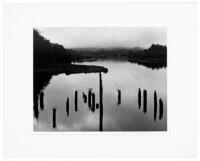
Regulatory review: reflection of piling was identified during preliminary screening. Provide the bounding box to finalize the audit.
[40,92,44,110]
[83,92,87,103]
[117,89,121,105]
[138,88,141,109]
[154,91,157,121]
[88,89,92,108]
[33,95,39,119]
[66,97,69,116]
[92,93,95,112]
[53,108,56,128]
[99,72,103,131]
[143,90,147,113]
[75,91,78,111]
[159,99,163,120]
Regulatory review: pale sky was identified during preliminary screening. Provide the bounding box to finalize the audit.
[37,27,166,49]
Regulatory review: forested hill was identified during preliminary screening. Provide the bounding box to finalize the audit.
[33,29,72,67]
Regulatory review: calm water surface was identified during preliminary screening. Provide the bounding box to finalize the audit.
[34,60,167,131]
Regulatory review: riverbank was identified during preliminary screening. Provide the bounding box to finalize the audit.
[34,63,108,75]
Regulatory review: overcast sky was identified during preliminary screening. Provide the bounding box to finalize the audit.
[37,27,166,49]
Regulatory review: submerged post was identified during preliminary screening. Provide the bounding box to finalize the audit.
[75,91,78,111]
[117,89,121,105]
[40,92,44,110]
[99,72,103,131]
[66,97,69,116]
[143,90,147,113]
[159,98,163,120]
[138,88,141,109]
[154,91,157,121]
[53,107,56,129]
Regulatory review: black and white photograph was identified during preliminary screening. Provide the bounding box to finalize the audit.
[33,27,167,131]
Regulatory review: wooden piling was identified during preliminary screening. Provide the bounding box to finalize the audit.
[159,98,163,120]
[92,93,95,112]
[33,95,39,119]
[138,88,141,109]
[143,90,147,113]
[66,97,69,116]
[117,89,121,105]
[99,72,103,131]
[154,91,157,121]
[96,103,99,109]
[53,108,56,128]
[40,92,44,110]
[88,89,92,108]
[75,91,78,111]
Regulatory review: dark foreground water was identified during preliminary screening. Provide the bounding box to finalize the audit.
[34,60,167,131]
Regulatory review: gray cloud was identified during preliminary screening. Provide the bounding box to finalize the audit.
[37,27,166,49]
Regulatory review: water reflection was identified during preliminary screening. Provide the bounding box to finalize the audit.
[34,61,167,131]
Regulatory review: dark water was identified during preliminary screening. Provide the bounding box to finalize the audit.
[34,61,167,131]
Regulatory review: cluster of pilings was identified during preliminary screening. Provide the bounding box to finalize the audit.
[138,88,164,121]
[83,89,98,112]
[55,72,104,130]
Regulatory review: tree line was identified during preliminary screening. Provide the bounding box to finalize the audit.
[34,29,167,66]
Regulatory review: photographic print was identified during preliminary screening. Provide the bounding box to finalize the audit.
[33,27,167,131]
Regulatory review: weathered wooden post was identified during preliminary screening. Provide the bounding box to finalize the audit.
[154,91,157,121]
[99,72,103,131]
[138,88,141,109]
[92,93,95,112]
[75,91,78,111]
[40,92,44,110]
[117,89,121,105]
[66,97,69,116]
[53,107,56,129]
[88,89,92,108]
[143,89,147,113]
[159,98,163,120]
[33,95,39,119]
